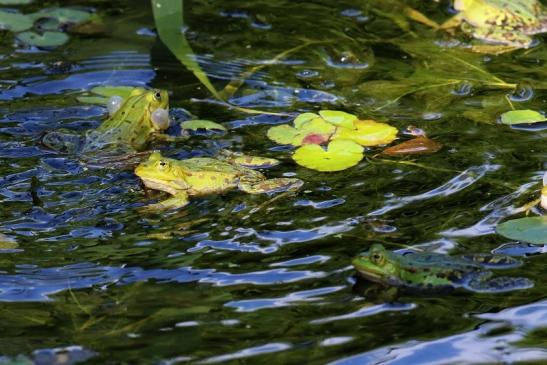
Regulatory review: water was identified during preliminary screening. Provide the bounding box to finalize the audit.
[1,0,547,364]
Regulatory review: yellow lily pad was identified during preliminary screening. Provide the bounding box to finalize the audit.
[333,119,398,146]
[293,139,364,172]
[319,110,357,129]
[267,117,335,146]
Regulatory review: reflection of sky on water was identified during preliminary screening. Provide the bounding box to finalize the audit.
[330,299,547,365]
[0,262,324,301]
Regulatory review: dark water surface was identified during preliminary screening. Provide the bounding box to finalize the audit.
[1,0,547,364]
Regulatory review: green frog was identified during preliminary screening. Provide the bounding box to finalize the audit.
[134,151,304,209]
[41,87,170,154]
[352,243,533,293]
[441,0,547,48]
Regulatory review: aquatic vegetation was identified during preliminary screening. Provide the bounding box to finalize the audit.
[0,6,100,47]
[267,110,398,171]
[497,216,547,244]
[500,109,547,125]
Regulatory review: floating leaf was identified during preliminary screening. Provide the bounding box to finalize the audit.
[319,110,357,129]
[496,216,547,244]
[29,8,91,24]
[267,117,335,146]
[500,109,547,125]
[333,119,398,146]
[293,139,364,172]
[181,120,227,131]
[17,31,69,47]
[381,136,442,156]
[293,112,319,128]
[0,10,33,32]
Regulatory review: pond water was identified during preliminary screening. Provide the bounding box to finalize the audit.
[1,0,546,364]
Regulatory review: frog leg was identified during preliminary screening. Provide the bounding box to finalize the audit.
[238,178,303,194]
[466,272,534,293]
[40,129,84,153]
[439,14,464,31]
[144,192,190,211]
[472,27,533,48]
[460,254,521,269]
[218,150,280,169]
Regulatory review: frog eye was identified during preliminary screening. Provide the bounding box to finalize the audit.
[153,90,162,102]
[371,252,385,265]
[157,160,169,170]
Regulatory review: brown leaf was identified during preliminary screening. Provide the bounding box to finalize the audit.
[381,136,442,156]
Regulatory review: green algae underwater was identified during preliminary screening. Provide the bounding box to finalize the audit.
[0,0,546,364]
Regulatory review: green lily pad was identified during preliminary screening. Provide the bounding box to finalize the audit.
[267,117,335,146]
[0,10,33,32]
[293,112,319,128]
[77,86,136,104]
[17,31,69,47]
[293,139,364,172]
[181,120,227,131]
[496,216,547,244]
[500,110,547,125]
[29,8,91,24]
[319,110,357,129]
[333,119,398,146]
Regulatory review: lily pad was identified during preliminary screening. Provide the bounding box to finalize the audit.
[293,139,364,172]
[17,31,69,47]
[0,10,33,32]
[496,216,547,244]
[333,119,398,146]
[29,8,91,24]
[500,110,547,125]
[319,110,357,129]
[267,117,335,146]
[181,120,227,131]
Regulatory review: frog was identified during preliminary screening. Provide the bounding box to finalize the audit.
[41,87,170,155]
[440,0,547,48]
[134,151,304,210]
[352,243,534,293]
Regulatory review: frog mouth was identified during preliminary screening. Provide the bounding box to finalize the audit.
[138,177,181,196]
[354,269,385,284]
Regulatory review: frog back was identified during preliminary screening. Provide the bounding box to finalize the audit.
[175,158,250,194]
[397,252,483,289]
[94,89,155,151]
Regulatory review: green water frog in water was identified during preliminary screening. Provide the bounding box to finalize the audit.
[134,151,304,210]
[352,243,533,293]
[441,0,547,48]
[41,87,170,155]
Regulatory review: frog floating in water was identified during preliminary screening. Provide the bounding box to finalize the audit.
[41,87,170,155]
[134,151,304,210]
[441,0,547,48]
[352,243,533,293]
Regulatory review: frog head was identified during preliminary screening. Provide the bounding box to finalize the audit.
[134,152,188,195]
[352,244,401,285]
